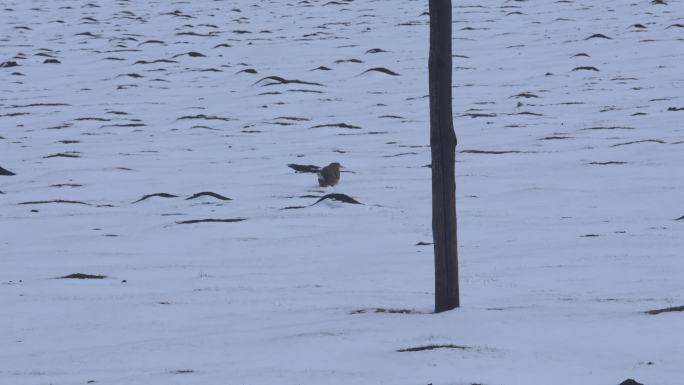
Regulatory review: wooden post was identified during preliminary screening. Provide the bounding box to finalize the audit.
[429,0,459,312]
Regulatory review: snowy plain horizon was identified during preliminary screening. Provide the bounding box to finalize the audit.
[1,0,683,384]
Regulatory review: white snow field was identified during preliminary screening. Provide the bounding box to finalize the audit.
[1,0,683,384]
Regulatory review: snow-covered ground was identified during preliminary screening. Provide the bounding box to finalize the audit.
[1,0,683,384]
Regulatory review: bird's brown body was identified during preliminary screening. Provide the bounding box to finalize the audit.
[318,162,341,187]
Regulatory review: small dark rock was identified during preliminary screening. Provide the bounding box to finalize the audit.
[619,379,644,385]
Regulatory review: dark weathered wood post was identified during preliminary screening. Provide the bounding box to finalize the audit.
[429,0,459,312]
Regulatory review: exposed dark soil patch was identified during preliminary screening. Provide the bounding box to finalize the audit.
[280,205,307,210]
[360,67,399,76]
[620,379,644,385]
[313,193,362,205]
[252,76,324,87]
[74,117,109,121]
[0,166,15,176]
[510,111,543,116]
[186,192,231,201]
[172,51,206,58]
[176,218,245,224]
[335,59,363,64]
[311,123,360,129]
[288,164,321,173]
[172,369,195,374]
[177,114,233,121]
[572,66,600,71]
[276,117,309,123]
[1,60,20,68]
[581,126,635,131]
[588,161,627,165]
[585,33,612,40]
[338,131,388,136]
[44,152,81,158]
[103,123,146,128]
[461,112,497,118]
[645,306,684,315]
[397,344,469,353]
[384,152,418,158]
[0,112,30,117]
[132,193,179,203]
[134,59,177,65]
[350,308,421,315]
[510,92,539,98]
[12,103,70,108]
[461,149,524,154]
[611,139,665,147]
[286,89,323,94]
[59,273,107,279]
[18,200,90,205]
